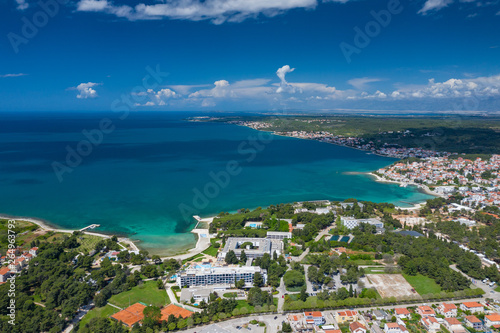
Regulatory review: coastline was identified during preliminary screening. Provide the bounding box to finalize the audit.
[0,214,139,252]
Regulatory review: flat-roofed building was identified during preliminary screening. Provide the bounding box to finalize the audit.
[220,237,272,259]
[177,265,266,288]
[266,231,292,240]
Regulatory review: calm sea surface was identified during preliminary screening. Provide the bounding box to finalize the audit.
[0,112,432,254]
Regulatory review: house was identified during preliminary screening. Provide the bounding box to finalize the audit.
[110,303,146,327]
[304,311,325,326]
[349,321,366,333]
[107,251,120,261]
[443,317,466,333]
[417,305,435,317]
[464,315,483,331]
[394,308,410,319]
[485,313,500,328]
[384,322,408,333]
[0,267,11,283]
[421,316,440,333]
[160,304,193,321]
[460,301,484,313]
[438,303,457,317]
[373,309,389,320]
[335,310,358,323]
[29,247,38,257]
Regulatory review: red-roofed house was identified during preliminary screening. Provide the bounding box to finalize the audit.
[0,267,11,283]
[421,316,440,333]
[394,308,410,319]
[349,321,366,333]
[417,305,435,317]
[384,322,408,333]
[336,310,358,323]
[324,330,342,333]
[438,303,457,317]
[464,315,483,331]
[29,247,38,257]
[460,302,484,313]
[444,317,466,333]
[304,311,325,325]
[485,313,500,328]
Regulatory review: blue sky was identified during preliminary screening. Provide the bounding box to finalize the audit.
[1,0,500,112]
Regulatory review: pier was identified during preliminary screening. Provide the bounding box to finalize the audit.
[79,224,100,232]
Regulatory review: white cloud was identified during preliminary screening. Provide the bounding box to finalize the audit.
[74,82,100,99]
[276,65,296,93]
[348,77,382,90]
[418,0,454,13]
[77,0,109,11]
[389,75,500,99]
[74,0,321,23]
[15,0,28,10]
[0,73,27,78]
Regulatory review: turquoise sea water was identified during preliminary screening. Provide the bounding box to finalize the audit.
[0,112,432,254]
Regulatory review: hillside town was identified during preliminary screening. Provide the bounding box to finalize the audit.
[377,155,500,208]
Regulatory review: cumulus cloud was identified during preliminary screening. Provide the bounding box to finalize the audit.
[348,77,382,90]
[75,0,321,23]
[74,82,100,99]
[0,73,27,78]
[389,75,500,99]
[276,65,296,93]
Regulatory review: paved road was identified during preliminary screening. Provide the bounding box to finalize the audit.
[277,277,285,312]
[450,264,500,301]
[303,264,315,295]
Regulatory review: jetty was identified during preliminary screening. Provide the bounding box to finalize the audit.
[79,224,100,232]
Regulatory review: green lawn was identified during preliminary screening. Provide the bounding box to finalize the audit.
[108,280,170,308]
[202,245,219,257]
[403,273,442,295]
[236,300,254,312]
[182,253,204,264]
[79,305,118,328]
[495,286,500,292]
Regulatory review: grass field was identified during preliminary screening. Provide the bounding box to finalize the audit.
[403,274,442,295]
[363,266,388,274]
[182,253,204,264]
[202,245,219,257]
[79,305,118,328]
[108,280,170,308]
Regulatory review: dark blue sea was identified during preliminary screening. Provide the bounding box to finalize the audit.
[0,112,432,254]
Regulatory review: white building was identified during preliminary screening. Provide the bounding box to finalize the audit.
[266,231,292,240]
[177,265,266,288]
[341,217,384,230]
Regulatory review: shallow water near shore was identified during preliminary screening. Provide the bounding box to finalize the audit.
[0,112,432,255]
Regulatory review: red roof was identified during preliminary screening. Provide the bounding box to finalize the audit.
[386,323,399,328]
[486,313,500,322]
[349,321,366,331]
[395,308,410,315]
[445,317,461,325]
[338,310,357,317]
[465,315,481,323]
[0,267,10,275]
[442,303,457,311]
[462,302,482,308]
[418,306,435,315]
[304,311,323,318]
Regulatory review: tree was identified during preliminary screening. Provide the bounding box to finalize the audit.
[142,306,161,327]
[156,279,164,289]
[240,250,247,263]
[282,322,292,332]
[225,250,238,264]
[299,285,308,302]
[283,270,305,288]
[253,272,264,287]
[235,279,245,289]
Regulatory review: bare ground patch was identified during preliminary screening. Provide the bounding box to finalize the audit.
[367,274,419,299]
